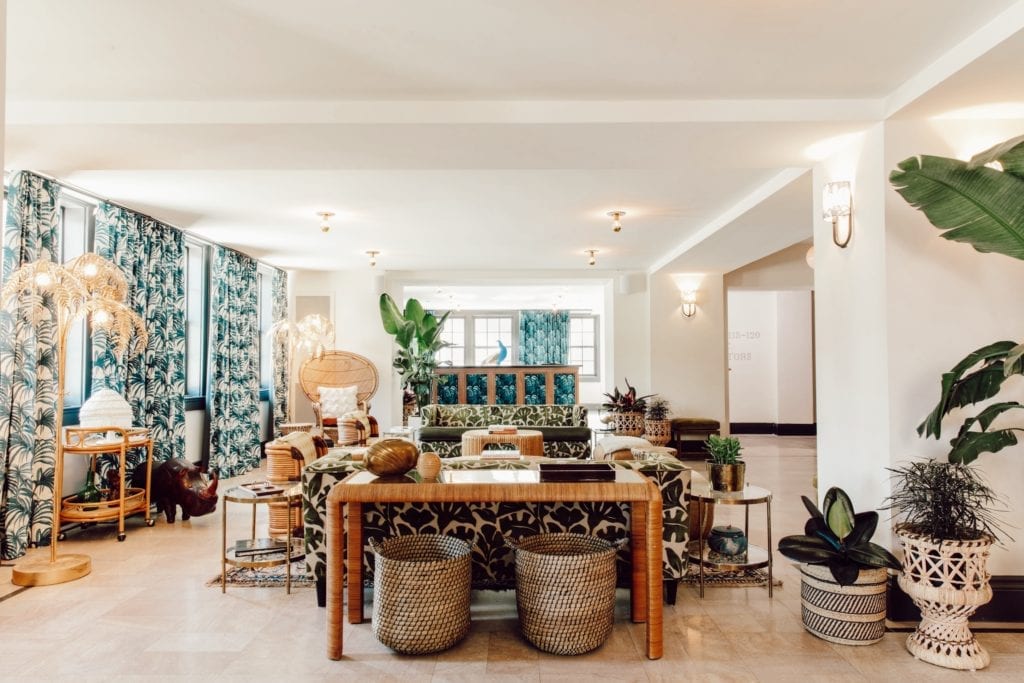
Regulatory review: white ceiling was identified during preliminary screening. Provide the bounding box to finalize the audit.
[4,0,1022,273]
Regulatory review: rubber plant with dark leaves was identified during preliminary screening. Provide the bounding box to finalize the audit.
[890,134,1024,464]
[379,293,450,413]
[778,487,901,586]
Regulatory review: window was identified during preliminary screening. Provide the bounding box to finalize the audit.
[437,316,466,366]
[473,315,513,364]
[257,268,274,392]
[184,241,208,398]
[59,198,94,408]
[569,314,599,379]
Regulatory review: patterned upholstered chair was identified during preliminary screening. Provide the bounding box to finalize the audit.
[298,350,380,446]
[302,451,691,607]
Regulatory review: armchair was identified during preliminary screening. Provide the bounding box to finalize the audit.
[298,350,380,445]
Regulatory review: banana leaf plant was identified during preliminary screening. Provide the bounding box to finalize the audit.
[890,134,1024,463]
[379,293,450,412]
[778,487,901,586]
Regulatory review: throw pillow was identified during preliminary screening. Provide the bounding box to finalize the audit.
[319,385,359,417]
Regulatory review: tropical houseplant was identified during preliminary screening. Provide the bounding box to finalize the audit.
[703,434,744,492]
[889,133,1023,669]
[643,397,672,446]
[379,293,450,418]
[885,461,1008,670]
[601,378,654,437]
[778,487,901,645]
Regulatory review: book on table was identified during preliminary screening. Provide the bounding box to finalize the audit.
[487,424,518,434]
[233,481,285,497]
[234,538,288,557]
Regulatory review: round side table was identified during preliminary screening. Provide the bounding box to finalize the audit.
[222,484,304,593]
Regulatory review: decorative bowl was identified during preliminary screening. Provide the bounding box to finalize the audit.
[707,525,748,556]
[366,438,419,476]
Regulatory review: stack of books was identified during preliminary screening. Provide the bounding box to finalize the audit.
[480,448,522,460]
[488,424,518,434]
[234,538,288,558]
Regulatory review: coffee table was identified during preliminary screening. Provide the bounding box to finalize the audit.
[325,467,663,659]
[460,428,544,456]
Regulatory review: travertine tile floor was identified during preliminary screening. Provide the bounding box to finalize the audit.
[1,435,1021,681]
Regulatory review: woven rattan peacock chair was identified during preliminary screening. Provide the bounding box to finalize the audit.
[298,350,380,446]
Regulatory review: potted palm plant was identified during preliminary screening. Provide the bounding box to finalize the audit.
[885,461,1008,671]
[703,435,744,492]
[643,397,671,446]
[601,378,653,437]
[379,293,450,419]
[778,487,901,645]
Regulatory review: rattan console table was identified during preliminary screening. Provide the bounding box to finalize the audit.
[325,467,664,660]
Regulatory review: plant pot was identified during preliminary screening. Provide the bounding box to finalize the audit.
[612,412,645,437]
[706,461,745,492]
[895,525,993,671]
[799,564,888,645]
[643,419,671,446]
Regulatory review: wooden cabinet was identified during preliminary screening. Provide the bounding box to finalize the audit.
[431,365,579,405]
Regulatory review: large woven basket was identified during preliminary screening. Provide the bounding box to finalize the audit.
[506,533,624,655]
[799,564,888,645]
[369,534,472,655]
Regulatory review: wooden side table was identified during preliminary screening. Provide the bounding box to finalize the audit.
[460,428,544,456]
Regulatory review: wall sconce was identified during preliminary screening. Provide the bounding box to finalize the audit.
[317,211,335,234]
[585,249,598,266]
[680,290,698,318]
[822,181,852,247]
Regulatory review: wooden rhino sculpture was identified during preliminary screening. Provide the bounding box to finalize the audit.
[135,458,218,523]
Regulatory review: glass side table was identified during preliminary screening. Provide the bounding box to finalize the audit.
[687,481,773,598]
[221,485,304,594]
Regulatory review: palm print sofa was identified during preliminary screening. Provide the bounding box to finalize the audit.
[302,450,691,606]
[417,403,591,459]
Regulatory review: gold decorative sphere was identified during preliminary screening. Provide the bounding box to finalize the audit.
[365,439,419,476]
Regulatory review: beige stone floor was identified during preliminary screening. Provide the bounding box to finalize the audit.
[1,435,1021,681]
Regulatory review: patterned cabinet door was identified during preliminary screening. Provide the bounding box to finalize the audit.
[524,373,546,404]
[495,374,517,404]
[554,373,576,405]
[435,373,458,405]
[466,374,488,405]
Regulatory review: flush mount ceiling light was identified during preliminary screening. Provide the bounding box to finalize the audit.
[366,250,379,267]
[317,211,335,234]
[585,249,599,266]
[607,211,626,233]
[822,181,852,247]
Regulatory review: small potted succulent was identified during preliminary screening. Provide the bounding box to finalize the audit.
[643,397,671,446]
[601,378,653,437]
[778,487,901,645]
[885,460,1008,671]
[703,435,744,492]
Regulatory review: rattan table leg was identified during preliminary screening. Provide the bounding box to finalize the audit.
[646,486,664,660]
[327,498,344,659]
[630,501,648,624]
[347,502,364,624]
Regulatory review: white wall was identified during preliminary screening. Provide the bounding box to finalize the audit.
[727,291,778,423]
[649,270,728,429]
[777,290,815,425]
[884,118,1024,574]
[813,124,894,544]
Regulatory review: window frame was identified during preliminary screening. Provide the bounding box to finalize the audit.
[183,239,210,410]
[57,195,96,423]
[436,311,521,366]
[256,265,275,401]
[569,313,600,381]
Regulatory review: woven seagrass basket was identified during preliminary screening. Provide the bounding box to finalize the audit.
[369,534,473,655]
[506,533,625,655]
[799,564,888,645]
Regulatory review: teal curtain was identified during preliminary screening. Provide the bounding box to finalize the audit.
[271,268,289,437]
[208,247,261,477]
[92,203,186,466]
[519,310,569,365]
[0,172,62,558]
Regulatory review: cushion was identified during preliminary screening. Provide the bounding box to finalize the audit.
[319,385,358,417]
[594,436,652,461]
[280,431,319,468]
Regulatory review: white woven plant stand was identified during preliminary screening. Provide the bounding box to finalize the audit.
[896,526,993,671]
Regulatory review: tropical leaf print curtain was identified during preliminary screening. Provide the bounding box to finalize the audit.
[271,268,289,436]
[92,203,186,466]
[208,247,262,477]
[519,310,569,365]
[0,172,62,558]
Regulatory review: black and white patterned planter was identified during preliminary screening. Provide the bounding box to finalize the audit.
[800,564,888,645]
